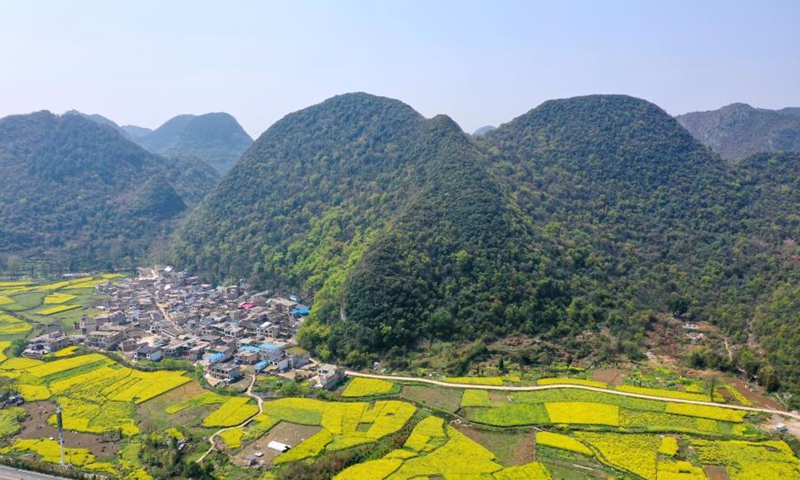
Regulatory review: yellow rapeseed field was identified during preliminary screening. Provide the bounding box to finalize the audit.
[43,293,77,304]
[537,377,607,388]
[537,431,593,456]
[545,402,619,426]
[202,397,259,427]
[665,403,746,422]
[36,304,81,316]
[341,377,395,397]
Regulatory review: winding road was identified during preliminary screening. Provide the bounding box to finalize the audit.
[197,374,264,463]
[345,370,800,421]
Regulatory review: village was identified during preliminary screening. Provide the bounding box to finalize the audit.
[22,267,346,391]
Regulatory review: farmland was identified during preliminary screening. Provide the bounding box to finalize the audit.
[0,279,799,480]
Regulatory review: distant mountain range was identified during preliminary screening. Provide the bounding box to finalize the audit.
[65,110,253,173]
[472,125,496,136]
[676,103,800,159]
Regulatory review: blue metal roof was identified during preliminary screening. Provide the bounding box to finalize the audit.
[259,343,280,351]
[291,308,310,316]
[209,353,224,362]
[254,361,269,371]
[240,345,260,353]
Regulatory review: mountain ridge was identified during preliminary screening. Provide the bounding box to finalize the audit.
[676,103,800,159]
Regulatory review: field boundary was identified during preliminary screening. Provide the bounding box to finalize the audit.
[346,371,800,421]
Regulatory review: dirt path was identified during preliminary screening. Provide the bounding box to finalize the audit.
[197,374,263,463]
[346,371,800,421]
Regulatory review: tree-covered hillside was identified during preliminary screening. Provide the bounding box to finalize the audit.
[173,93,800,401]
[482,95,744,324]
[136,112,253,173]
[173,93,431,290]
[300,115,569,359]
[0,111,216,270]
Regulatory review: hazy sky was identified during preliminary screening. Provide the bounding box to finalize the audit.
[1,1,798,137]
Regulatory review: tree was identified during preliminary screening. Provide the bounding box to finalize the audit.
[758,365,780,392]
[668,294,690,317]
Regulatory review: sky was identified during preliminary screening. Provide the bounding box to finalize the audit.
[0,1,798,138]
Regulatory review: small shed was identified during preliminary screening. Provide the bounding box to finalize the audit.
[268,441,291,452]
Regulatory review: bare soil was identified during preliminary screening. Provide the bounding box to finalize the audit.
[592,368,627,386]
[703,465,730,480]
[728,378,782,409]
[510,430,537,465]
[231,421,321,467]
[19,402,118,459]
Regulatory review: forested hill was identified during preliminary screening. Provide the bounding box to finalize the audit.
[173,93,430,289]
[0,111,217,270]
[481,95,743,322]
[136,112,253,174]
[174,93,800,399]
[676,103,800,160]
[300,115,568,358]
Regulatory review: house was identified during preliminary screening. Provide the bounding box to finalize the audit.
[235,348,261,365]
[224,325,244,338]
[136,345,163,362]
[27,332,70,355]
[316,364,344,389]
[257,321,279,338]
[209,363,242,382]
[86,330,123,350]
[80,317,98,334]
[187,342,209,361]
[286,346,311,368]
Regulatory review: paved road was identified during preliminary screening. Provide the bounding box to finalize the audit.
[346,371,800,421]
[197,374,263,463]
[0,464,69,480]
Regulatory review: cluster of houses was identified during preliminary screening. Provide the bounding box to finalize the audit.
[24,267,345,389]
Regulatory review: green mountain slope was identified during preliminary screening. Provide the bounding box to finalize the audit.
[174,93,800,400]
[0,111,214,269]
[173,93,431,290]
[137,113,253,173]
[482,95,745,320]
[676,103,800,160]
[305,115,567,358]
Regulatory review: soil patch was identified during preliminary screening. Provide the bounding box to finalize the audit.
[231,422,321,467]
[18,402,118,459]
[593,369,627,386]
[703,465,730,480]
[728,379,782,409]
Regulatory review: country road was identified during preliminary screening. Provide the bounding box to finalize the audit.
[197,374,264,463]
[346,371,800,421]
[0,464,68,480]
